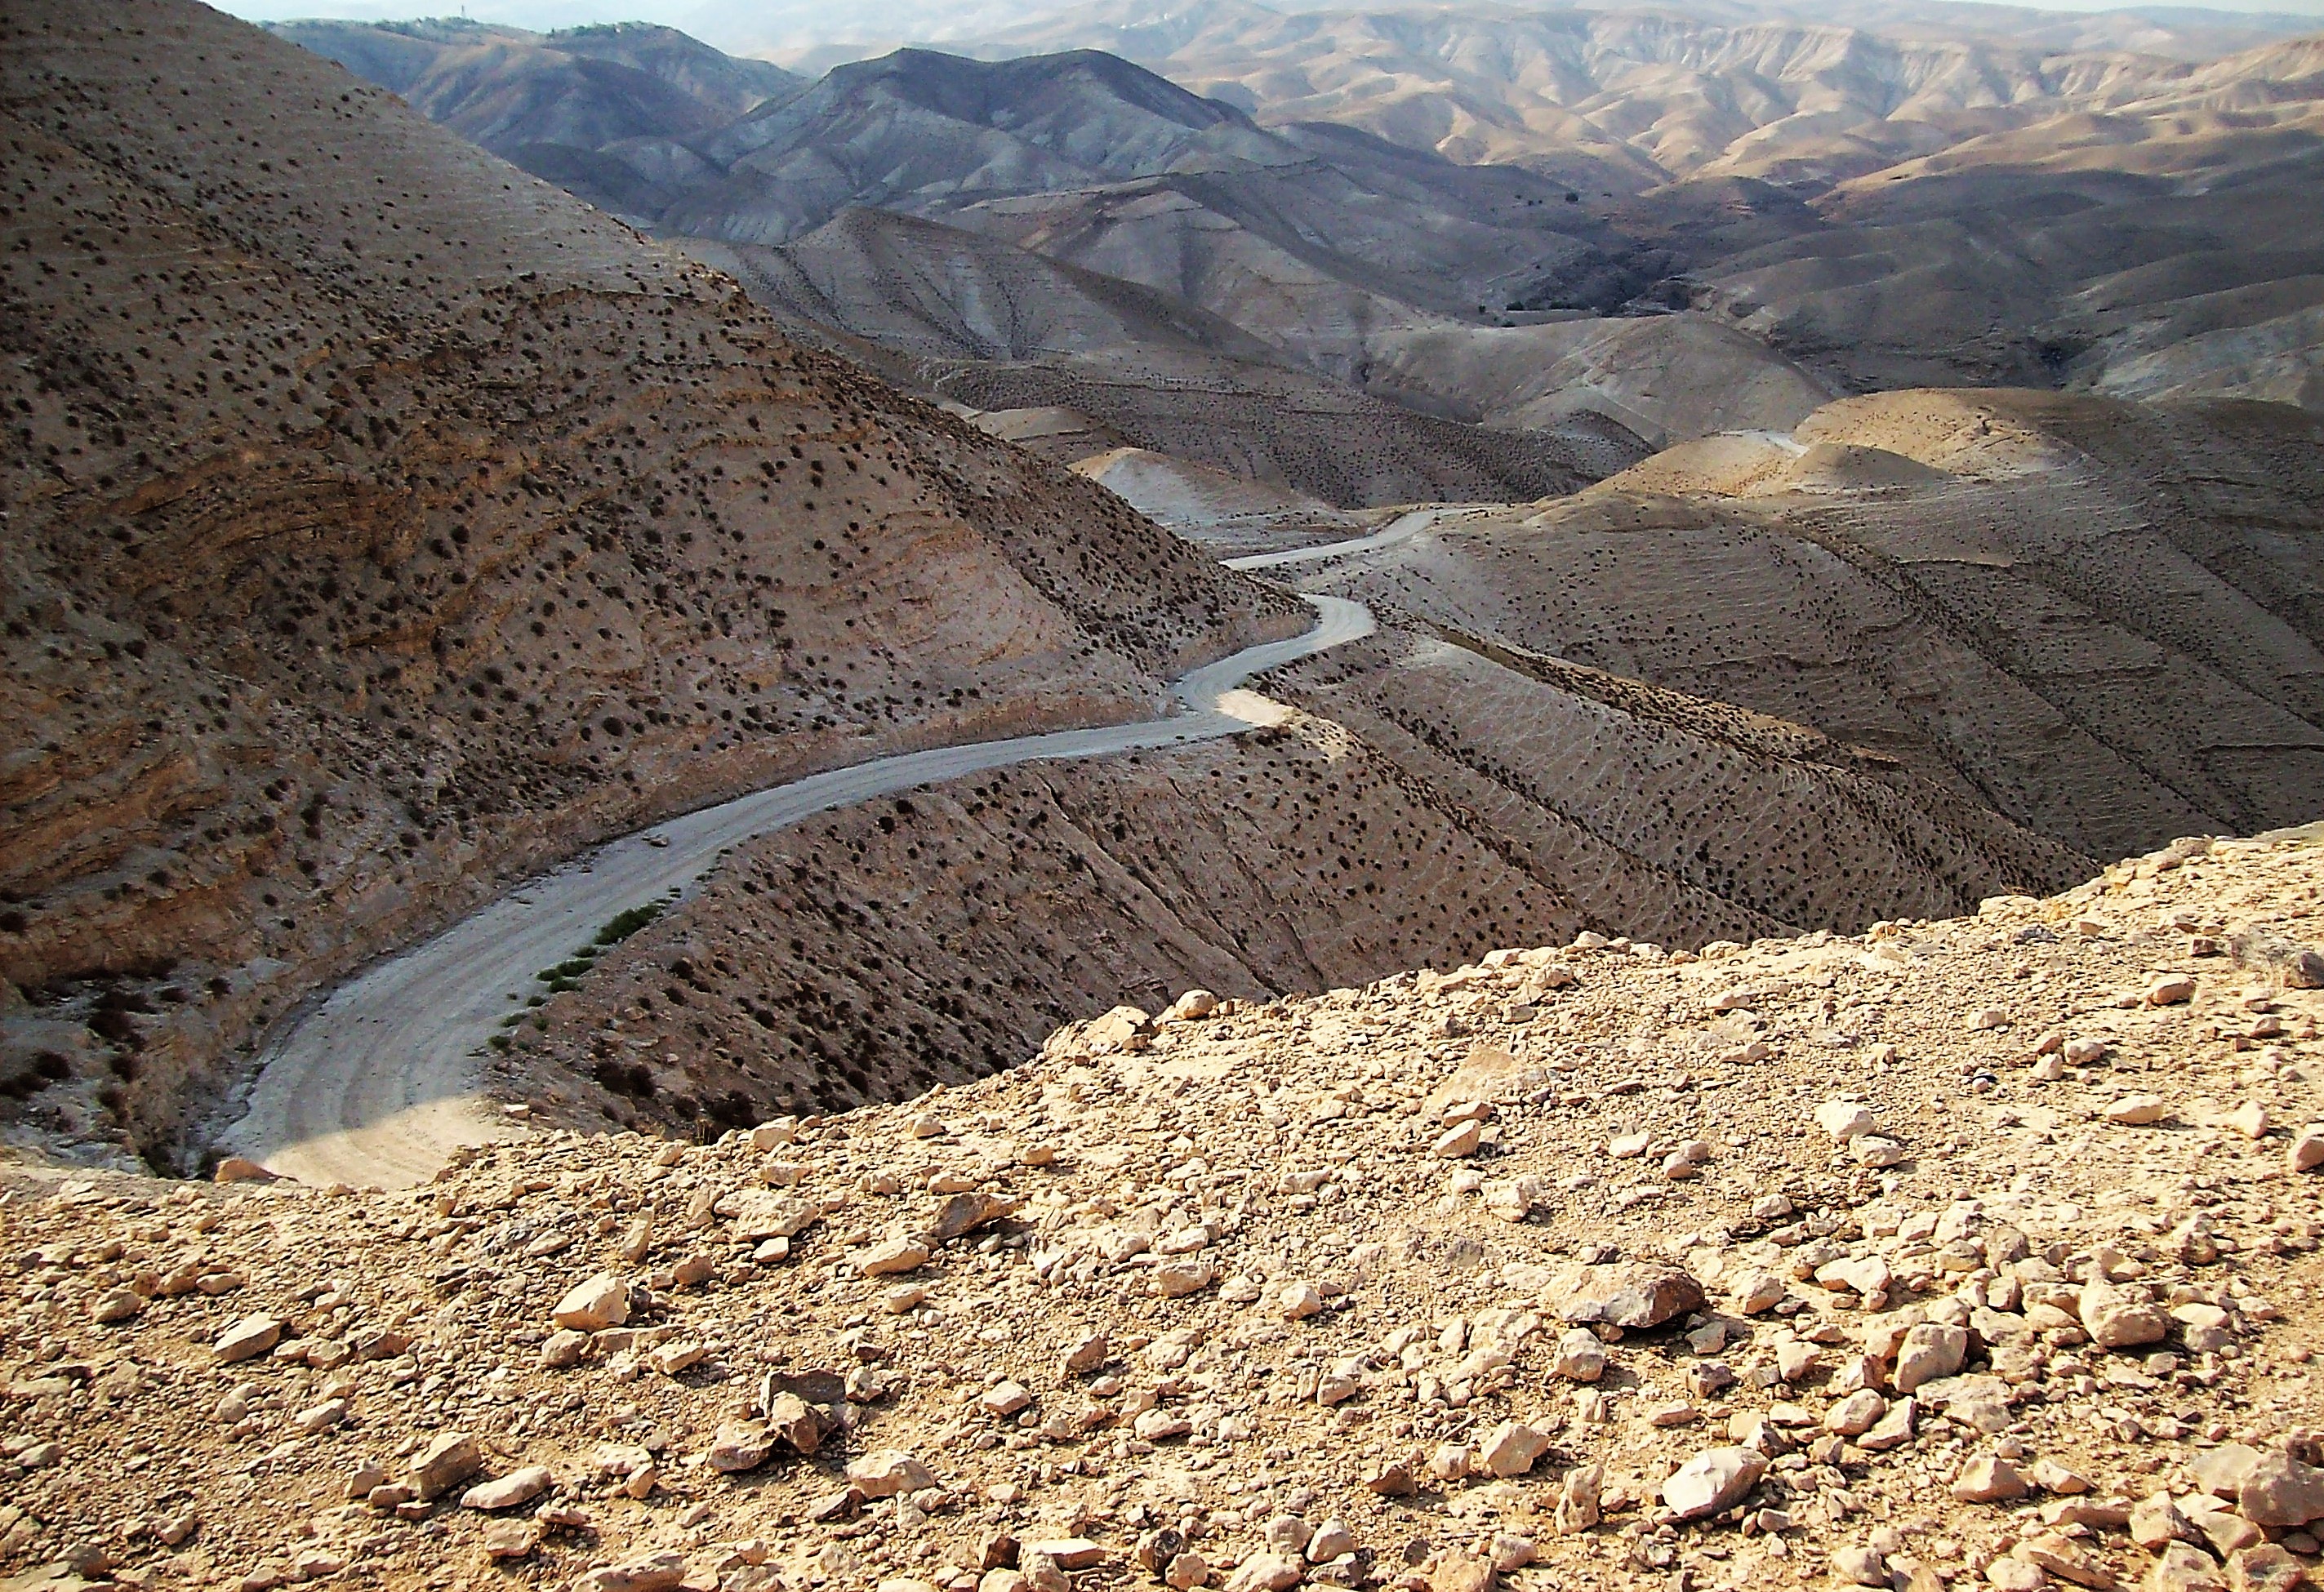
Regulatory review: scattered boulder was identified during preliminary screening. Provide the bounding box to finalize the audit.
[1825,1390,1887,1436]
[2238,1447,2324,1528]
[1833,1545,1887,1586]
[1433,1120,1484,1158]
[1556,1462,1604,1534]
[1894,1323,1970,1394]
[2013,1533,2116,1590]
[2081,1283,2170,1350]
[2225,1545,2304,1592]
[481,1520,540,1560]
[1223,1552,1301,1592]
[409,1434,485,1501]
[1061,1331,1109,1375]
[1559,1263,1705,1331]
[1662,1447,1766,1520]
[461,1467,552,1512]
[707,1421,773,1474]
[860,1238,932,1277]
[1363,1456,1418,1496]
[1816,1101,1878,1141]
[1552,1327,1607,1382]
[577,1550,688,1592]
[928,1192,1021,1245]
[2192,1446,2264,1498]
[2130,1494,2204,1553]
[552,1274,630,1332]
[540,1329,591,1369]
[1953,1454,2029,1504]
[764,1391,834,1456]
[1419,1551,1496,1592]
[2149,1543,2228,1592]
[2144,975,2197,1006]
[211,1314,283,1364]
[212,1157,278,1185]
[848,1451,934,1499]
[1476,1421,1552,1478]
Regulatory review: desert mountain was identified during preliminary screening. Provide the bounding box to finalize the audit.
[0,0,1301,1163]
[271,18,799,158]
[274,24,1712,496]
[698,0,2324,65]
[941,2,2324,407]
[525,42,1662,375]
[962,0,2285,184]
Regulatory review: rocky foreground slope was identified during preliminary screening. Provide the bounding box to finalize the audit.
[5,827,2322,1592]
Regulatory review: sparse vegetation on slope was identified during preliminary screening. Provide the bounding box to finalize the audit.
[0,0,1298,1167]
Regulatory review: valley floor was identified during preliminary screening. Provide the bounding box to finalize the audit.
[218,588,1376,1191]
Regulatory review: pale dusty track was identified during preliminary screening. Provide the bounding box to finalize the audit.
[219,526,1421,1188]
[1215,509,1432,571]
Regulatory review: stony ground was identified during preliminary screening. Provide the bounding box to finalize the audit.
[3,828,2322,1592]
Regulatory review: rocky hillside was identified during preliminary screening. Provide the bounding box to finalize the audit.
[1299,391,2324,863]
[0,0,1301,1165]
[5,825,2322,1592]
[485,638,2081,1139]
[433,387,2324,1145]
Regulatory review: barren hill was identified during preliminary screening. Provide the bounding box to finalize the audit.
[684,208,1285,368]
[1298,390,2324,862]
[269,19,799,165]
[675,206,1654,508]
[966,2,2225,185]
[0,0,1302,1167]
[5,824,2324,1592]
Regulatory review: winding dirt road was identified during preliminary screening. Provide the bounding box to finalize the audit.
[221,515,1430,1188]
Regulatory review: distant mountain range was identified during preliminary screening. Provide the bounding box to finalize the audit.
[568,0,2324,64]
[275,6,2324,471]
